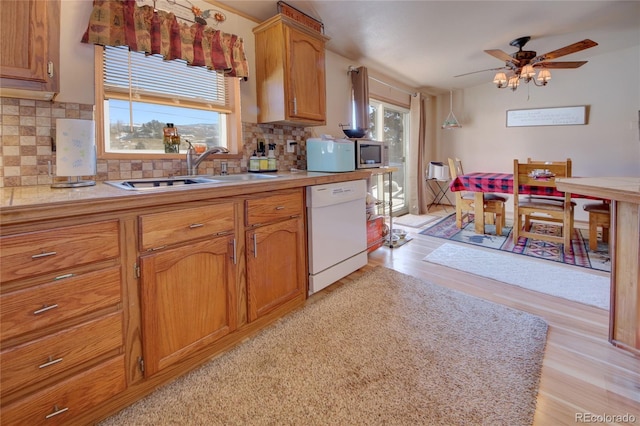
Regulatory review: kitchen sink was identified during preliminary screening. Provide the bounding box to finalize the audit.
[104,176,221,190]
[104,174,280,190]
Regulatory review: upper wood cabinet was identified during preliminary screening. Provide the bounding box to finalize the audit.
[253,14,329,126]
[0,0,60,100]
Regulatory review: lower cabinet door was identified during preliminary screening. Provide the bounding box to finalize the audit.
[246,217,306,321]
[139,236,237,377]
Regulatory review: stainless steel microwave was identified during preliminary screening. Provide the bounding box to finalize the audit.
[355,139,389,169]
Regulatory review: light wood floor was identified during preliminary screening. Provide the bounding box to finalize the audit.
[325,207,640,425]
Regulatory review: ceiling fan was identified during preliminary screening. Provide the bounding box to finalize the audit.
[455,36,598,90]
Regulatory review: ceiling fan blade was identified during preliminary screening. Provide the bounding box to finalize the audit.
[534,61,588,69]
[484,49,519,65]
[532,39,598,63]
[454,67,507,78]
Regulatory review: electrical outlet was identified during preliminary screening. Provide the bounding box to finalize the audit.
[287,140,297,153]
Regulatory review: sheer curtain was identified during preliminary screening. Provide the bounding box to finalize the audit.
[81,0,249,78]
[409,93,428,214]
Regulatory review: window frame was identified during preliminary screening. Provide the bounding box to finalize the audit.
[94,45,243,160]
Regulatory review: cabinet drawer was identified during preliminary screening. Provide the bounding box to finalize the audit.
[139,202,235,251]
[1,266,122,342]
[1,312,122,395]
[0,220,119,283]
[1,355,126,426]
[246,191,304,226]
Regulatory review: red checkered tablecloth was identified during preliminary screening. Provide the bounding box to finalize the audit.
[450,172,566,197]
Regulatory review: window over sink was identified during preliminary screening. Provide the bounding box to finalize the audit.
[95,45,242,159]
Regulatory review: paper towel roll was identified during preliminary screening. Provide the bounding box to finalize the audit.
[55,119,96,177]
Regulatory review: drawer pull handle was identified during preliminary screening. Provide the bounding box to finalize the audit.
[275,206,285,210]
[45,405,69,419]
[231,238,237,265]
[54,273,74,281]
[253,234,258,258]
[32,251,57,259]
[39,356,63,369]
[189,223,204,229]
[33,304,58,315]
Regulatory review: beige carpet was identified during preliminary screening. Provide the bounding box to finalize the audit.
[100,267,548,426]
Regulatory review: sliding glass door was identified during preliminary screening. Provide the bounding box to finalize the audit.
[369,99,409,215]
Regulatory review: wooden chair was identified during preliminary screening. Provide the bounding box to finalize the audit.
[583,202,610,251]
[448,158,507,235]
[513,158,574,254]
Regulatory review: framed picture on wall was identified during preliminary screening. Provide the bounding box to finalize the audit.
[506,106,587,127]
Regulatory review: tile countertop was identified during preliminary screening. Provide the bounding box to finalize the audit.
[556,177,640,204]
[0,170,375,225]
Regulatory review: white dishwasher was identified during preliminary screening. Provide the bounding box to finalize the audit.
[307,180,368,295]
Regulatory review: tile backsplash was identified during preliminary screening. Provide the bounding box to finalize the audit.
[0,97,312,188]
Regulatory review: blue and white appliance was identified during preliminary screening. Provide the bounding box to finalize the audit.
[306,137,355,172]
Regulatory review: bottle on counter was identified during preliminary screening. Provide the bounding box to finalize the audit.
[249,151,260,171]
[267,143,277,171]
[163,123,180,153]
[259,154,269,171]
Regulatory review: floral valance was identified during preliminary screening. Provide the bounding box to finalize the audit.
[81,0,249,79]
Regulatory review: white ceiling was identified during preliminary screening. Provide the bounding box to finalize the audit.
[214,0,640,94]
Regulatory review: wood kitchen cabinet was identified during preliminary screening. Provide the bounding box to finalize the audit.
[0,171,373,424]
[245,189,307,321]
[0,0,60,100]
[253,14,328,126]
[0,219,125,424]
[137,202,238,377]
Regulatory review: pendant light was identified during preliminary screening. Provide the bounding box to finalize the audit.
[441,89,462,129]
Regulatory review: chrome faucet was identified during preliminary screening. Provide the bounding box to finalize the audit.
[186,142,229,175]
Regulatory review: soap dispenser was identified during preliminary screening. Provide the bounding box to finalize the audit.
[249,150,260,172]
[267,143,276,171]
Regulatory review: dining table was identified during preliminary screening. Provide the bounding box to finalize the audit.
[449,172,599,234]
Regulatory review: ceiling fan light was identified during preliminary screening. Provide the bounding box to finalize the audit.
[537,69,552,84]
[521,64,535,79]
[493,72,507,88]
[507,75,520,91]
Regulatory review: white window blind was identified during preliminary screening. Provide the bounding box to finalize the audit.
[103,45,230,111]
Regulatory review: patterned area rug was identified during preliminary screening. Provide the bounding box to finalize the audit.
[419,213,611,272]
